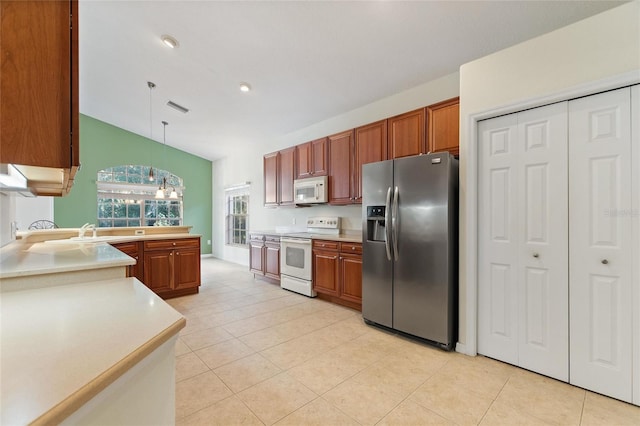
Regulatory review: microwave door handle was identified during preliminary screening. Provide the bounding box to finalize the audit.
[316,183,319,200]
[384,187,392,261]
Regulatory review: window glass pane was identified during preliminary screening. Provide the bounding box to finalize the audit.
[240,231,246,245]
[113,201,126,218]
[113,165,127,174]
[113,219,127,227]
[97,172,112,182]
[98,219,111,227]
[145,201,156,217]
[127,203,140,219]
[128,175,143,184]
[128,220,141,227]
[98,199,113,218]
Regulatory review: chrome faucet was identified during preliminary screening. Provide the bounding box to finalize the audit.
[78,223,97,238]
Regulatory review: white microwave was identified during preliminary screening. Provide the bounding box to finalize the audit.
[293,176,328,204]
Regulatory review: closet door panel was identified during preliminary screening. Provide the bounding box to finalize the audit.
[569,87,632,403]
[478,114,519,364]
[632,84,640,407]
[516,103,569,381]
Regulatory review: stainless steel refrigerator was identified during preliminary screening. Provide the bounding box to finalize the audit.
[362,153,458,350]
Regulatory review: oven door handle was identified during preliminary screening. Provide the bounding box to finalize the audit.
[280,238,312,245]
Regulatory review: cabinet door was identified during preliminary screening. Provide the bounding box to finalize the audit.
[111,242,143,281]
[295,142,312,179]
[569,87,633,402]
[313,249,339,296]
[328,130,354,205]
[279,147,295,205]
[264,152,279,206]
[388,109,425,159]
[143,250,174,293]
[311,137,329,176]
[250,239,265,275]
[427,98,459,157]
[0,0,79,195]
[354,120,387,202]
[264,242,281,280]
[340,252,362,305]
[174,248,201,290]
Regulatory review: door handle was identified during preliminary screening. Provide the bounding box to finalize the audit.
[392,186,399,261]
[384,187,392,261]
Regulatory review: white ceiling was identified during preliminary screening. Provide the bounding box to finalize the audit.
[79,1,624,161]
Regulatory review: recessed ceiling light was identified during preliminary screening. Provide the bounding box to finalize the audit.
[239,83,251,93]
[161,34,179,49]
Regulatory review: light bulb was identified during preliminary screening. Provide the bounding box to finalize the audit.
[169,188,178,199]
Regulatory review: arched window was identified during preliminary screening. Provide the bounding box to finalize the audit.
[97,165,184,227]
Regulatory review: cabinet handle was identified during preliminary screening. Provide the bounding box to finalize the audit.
[173,242,176,246]
[601,259,609,265]
[533,253,539,258]
[176,252,179,255]
[170,252,173,256]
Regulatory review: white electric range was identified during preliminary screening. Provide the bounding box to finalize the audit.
[279,216,340,297]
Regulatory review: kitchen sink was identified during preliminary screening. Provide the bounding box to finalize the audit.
[44,236,123,245]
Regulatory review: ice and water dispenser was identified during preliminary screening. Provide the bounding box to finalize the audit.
[366,206,387,242]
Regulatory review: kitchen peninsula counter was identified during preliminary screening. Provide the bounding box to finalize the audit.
[0,277,185,425]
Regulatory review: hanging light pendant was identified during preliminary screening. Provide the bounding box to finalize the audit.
[155,121,169,199]
[147,81,156,181]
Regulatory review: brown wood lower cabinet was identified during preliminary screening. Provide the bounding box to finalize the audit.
[110,241,143,282]
[111,237,201,299]
[312,240,362,310]
[249,233,281,283]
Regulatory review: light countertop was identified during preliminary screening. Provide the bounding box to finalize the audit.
[0,277,185,425]
[250,230,362,243]
[1,233,201,280]
[0,241,134,279]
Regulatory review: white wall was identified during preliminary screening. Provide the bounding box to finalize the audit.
[212,72,460,264]
[458,1,640,352]
[14,196,54,231]
[0,194,16,247]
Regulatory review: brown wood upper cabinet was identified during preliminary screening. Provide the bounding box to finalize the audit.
[328,130,356,205]
[263,152,279,206]
[296,137,328,179]
[354,120,388,202]
[264,148,295,206]
[278,147,295,205]
[0,0,79,196]
[426,97,460,157]
[387,109,426,159]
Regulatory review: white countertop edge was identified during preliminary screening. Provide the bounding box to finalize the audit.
[0,277,186,425]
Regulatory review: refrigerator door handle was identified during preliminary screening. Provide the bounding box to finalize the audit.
[392,186,399,261]
[384,186,393,261]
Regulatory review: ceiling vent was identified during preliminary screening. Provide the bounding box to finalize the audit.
[167,100,189,114]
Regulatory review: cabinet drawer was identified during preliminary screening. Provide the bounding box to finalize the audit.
[313,240,339,250]
[340,243,362,254]
[265,235,281,244]
[144,238,200,251]
[111,241,139,254]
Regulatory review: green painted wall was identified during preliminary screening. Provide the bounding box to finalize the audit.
[54,114,213,254]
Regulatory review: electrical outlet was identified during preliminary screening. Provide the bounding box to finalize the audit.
[292,218,296,225]
[207,239,211,245]
[135,230,145,235]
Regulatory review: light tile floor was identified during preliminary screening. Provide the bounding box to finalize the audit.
[167,258,640,426]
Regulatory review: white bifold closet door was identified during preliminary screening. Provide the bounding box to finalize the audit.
[568,87,633,402]
[478,102,569,381]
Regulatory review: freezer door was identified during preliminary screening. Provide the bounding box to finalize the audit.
[362,160,394,328]
[392,154,456,345]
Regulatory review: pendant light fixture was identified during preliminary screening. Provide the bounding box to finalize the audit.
[147,81,156,182]
[155,120,169,199]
